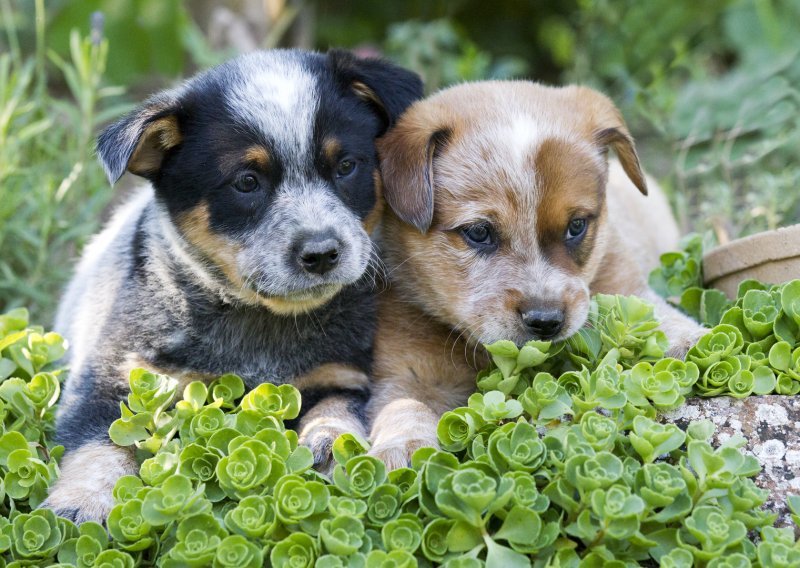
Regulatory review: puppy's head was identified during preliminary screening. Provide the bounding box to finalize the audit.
[379,81,646,345]
[98,49,422,314]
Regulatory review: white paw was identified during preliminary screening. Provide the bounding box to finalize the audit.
[299,424,354,476]
[666,323,707,360]
[40,487,115,525]
[368,435,439,471]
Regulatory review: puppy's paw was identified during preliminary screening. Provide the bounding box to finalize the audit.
[40,490,114,525]
[42,441,135,525]
[665,323,708,360]
[369,436,439,471]
[299,424,359,476]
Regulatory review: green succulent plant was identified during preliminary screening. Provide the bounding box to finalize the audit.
[382,514,423,553]
[4,268,800,568]
[333,454,387,498]
[319,515,365,555]
[688,324,745,368]
[11,508,65,561]
[486,419,547,473]
[106,498,155,552]
[224,494,277,539]
[164,513,227,567]
[274,474,330,525]
[270,533,318,568]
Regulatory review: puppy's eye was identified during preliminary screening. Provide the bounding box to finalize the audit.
[461,223,497,251]
[336,159,356,178]
[566,218,587,241]
[234,174,259,193]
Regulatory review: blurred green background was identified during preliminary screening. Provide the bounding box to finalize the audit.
[1,0,799,322]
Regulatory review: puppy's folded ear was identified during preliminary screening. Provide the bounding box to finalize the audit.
[96,90,183,185]
[595,126,647,195]
[581,88,648,195]
[328,49,423,133]
[376,107,449,233]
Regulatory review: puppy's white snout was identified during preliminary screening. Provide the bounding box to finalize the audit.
[295,231,342,275]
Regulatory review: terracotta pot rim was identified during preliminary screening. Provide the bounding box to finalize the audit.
[703,223,800,281]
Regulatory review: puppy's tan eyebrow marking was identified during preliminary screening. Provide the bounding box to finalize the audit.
[323,137,342,163]
[243,145,270,169]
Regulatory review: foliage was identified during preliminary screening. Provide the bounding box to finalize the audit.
[2,301,800,567]
[652,238,800,397]
[0,3,126,322]
[567,0,800,239]
[0,308,66,514]
[384,20,527,94]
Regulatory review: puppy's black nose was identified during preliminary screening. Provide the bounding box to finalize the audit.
[520,308,564,339]
[297,233,340,275]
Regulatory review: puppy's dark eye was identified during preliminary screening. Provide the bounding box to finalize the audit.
[336,159,356,178]
[461,223,497,251]
[234,174,259,193]
[566,218,587,241]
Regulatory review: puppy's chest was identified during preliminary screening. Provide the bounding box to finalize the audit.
[142,299,374,389]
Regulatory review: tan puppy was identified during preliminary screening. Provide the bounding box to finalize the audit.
[367,81,704,469]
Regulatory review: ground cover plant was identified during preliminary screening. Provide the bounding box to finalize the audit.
[2,263,800,566]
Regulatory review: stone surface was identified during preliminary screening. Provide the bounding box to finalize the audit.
[663,395,800,530]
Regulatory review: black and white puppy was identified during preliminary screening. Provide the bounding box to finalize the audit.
[44,49,422,523]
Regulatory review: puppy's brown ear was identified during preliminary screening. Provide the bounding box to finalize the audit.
[97,89,183,185]
[595,126,647,195]
[581,88,647,195]
[377,111,449,233]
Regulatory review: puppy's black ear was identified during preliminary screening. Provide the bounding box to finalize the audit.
[377,104,449,233]
[328,49,423,133]
[96,90,183,185]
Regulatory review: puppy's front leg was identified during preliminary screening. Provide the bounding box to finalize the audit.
[366,298,478,470]
[367,356,476,469]
[367,391,442,471]
[292,363,370,474]
[42,374,136,524]
[43,441,136,524]
[640,288,707,359]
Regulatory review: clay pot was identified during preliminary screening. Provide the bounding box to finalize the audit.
[703,224,800,298]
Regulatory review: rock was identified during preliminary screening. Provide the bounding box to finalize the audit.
[663,395,800,531]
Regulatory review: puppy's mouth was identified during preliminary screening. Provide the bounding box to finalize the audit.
[255,283,343,315]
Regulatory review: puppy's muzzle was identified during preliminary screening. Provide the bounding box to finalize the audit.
[520,307,565,339]
[295,231,342,276]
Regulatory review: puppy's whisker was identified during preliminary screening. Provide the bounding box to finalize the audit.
[368,248,390,292]
[365,247,389,293]
[445,318,473,368]
[384,250,429,278]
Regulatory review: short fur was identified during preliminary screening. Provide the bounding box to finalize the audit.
[368,81,704,469]
[45,48,422,523]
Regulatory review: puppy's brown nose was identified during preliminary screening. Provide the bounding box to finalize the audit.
[297,233,340,275]
[520,308,564,339]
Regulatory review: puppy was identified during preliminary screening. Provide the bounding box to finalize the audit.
[44,49,422,523]
[367,81,704,469]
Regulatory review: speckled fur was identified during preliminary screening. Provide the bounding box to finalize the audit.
[368,81,705,469]
[43,49,422,523]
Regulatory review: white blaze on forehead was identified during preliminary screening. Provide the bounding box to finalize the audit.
[226,53,319,162]
[505,116,541,163]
